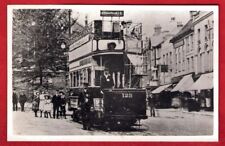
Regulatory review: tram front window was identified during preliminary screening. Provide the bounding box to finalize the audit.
[94,20,123,40]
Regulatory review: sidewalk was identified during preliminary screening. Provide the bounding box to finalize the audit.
[156,108,214,116]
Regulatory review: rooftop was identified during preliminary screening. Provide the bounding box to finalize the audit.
[170,20,194,43]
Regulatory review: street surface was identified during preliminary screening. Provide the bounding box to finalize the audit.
[12,107,213,136]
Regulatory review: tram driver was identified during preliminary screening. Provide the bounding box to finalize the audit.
[100,68,114,89]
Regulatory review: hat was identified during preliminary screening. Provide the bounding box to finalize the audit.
[59,91,65,95]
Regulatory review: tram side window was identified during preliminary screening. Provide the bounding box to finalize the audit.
[88,68,91,85]
[95,70,102,86]
[94,20,102,39]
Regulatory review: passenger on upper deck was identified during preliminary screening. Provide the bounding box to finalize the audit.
[100,68,114,89]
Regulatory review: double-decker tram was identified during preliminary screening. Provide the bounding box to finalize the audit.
[68,10,148,130]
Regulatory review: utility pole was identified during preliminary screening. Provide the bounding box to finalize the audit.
[68,9,72,38]
[149,38,152,86]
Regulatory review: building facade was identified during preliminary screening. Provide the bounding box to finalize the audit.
[147,11,214,110]
[170,11,214,110]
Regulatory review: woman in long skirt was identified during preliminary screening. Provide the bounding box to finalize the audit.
[44,95,52,118]
[39,91,46,117]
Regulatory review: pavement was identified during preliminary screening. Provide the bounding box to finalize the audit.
[12,105,214,136]
[155,108,214,116]
[23,102,214,116]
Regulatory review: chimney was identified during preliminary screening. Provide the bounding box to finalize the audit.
[189,11,199,20]
[177,21,183,28]
[85,15,88,26]
[154,24,162,35]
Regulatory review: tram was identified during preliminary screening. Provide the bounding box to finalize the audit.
[68,10,148,129]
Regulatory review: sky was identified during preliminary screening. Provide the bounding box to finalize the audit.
[70,5,193,37]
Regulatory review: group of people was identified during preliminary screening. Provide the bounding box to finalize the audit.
[13,91,27,112]
[32,90,67,119]
[12,68,123,131]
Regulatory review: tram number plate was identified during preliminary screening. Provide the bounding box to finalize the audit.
[122,93,133,98]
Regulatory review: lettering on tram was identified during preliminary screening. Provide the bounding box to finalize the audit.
[68,10,147,131]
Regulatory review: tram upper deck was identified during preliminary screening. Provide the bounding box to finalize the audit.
[68,19,146,89]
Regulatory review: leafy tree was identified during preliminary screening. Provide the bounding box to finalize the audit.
[12,9,77,88]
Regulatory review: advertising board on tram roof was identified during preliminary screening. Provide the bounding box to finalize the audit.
[100,10,124,17]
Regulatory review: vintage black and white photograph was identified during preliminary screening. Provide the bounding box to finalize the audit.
[7,5,218,141]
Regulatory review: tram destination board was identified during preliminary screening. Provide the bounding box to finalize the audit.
[100,10,124,17]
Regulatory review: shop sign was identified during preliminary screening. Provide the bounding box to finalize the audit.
[174,40,184,48]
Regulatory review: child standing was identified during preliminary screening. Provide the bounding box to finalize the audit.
[44,95,52,118]
[32,92,40,117]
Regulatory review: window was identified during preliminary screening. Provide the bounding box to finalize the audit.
[88,68,91,85]
[175,54,177,73]
[205,25,208,41]
[191,56,194,72]
[73,73,76,87]
[70,73,73,87]
[202,53,205,73]
[187,58,190,72]
[170,52,172,72]
[197,28,201,45]
[199,54,202,73]
[166,53,168,65]
[212,20,214,48]
[183,60,185,72]
[163,54,165,65]
[185,37,189,52]
[190,34,194,51]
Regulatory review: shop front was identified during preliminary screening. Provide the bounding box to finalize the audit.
[188,72,213,111]
[151,84,173,108]
[171,74,194,108]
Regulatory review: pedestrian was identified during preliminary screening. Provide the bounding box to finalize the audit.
[44,95,52,118]
[52,90,61,119]
[39,91,46,117]
[19,92,27,112]
[100,68,114,89]
[32,92,40,117]
[13,91,18,111]
[60,91,67,119]
[79,82,93,130]
[148,93,156,117]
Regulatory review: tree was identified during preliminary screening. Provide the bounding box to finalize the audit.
[12,9,78,89]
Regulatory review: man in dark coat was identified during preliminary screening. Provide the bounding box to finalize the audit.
[148,93,156,117]
[60,91,67,119]
[13,91,18,111]
[100,68,114,89]
[79,83,93,130]
[52,90,61,119]
[19,92,27,112]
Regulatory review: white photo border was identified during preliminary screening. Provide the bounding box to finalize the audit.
[7,5,219,142]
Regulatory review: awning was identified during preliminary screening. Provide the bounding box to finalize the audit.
[188,72,213,90]
[171,74,194,92]
[152,84,172,94]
